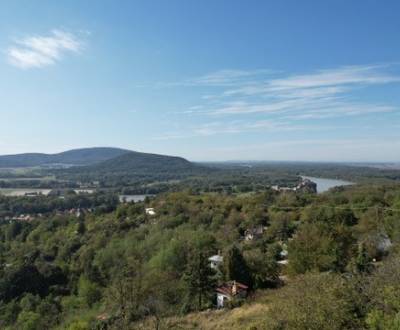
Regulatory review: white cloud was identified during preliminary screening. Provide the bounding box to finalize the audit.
[181,64,400,119]
[155,64,400,143]
[268,65,400,90]
[6,30,83,69]
[153,69,276,88]
[189,69,274,87]
[153,119,331,140]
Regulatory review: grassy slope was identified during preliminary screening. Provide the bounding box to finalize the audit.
[135,291,273,330]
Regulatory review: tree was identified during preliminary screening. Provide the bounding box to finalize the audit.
[183,250,216,311]
[353,242,372,273]
[244,248,279,288]
[224,245,253,287]
[16,310,41,330]
[288,222,354,274]
[104,256,146,327]
[78,276,102,307]
[0,265,47,303]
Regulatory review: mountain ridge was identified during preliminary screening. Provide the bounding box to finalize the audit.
[0,147,131,168]
[54,150,214,186]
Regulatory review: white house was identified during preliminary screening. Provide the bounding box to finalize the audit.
[216,281,248,308]
[208,254,223,270]
[145,208,156,216]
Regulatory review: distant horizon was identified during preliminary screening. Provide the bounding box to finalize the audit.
[0,146,399,164]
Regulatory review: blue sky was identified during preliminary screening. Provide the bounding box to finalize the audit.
[1,0,400,161]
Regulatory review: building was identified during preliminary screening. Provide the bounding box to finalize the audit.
[271,178,317,194]
[244,226,264,241]
[278,243,289,266]
[294,178,317,193]
[216,281,248,308]
[279,249,288,259]
[11,214,34,222]
[145,208,156,216]
[208,254,223,270]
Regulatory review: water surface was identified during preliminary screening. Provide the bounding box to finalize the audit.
[301,176,353,193]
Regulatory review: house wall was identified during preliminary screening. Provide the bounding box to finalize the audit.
[217,293,230,308]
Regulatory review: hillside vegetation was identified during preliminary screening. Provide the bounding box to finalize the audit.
[1,183,400,329]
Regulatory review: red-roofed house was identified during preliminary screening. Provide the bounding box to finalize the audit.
[216,281,248,308]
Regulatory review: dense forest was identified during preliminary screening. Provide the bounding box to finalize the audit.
[2,160,400,195]
[1,182,400,329]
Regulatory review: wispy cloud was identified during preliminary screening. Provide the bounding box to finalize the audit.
[181,64,400,118]
[153,119,335,140]
[155,64,400,141]
[152,69,276,88]
[6,29,84,69]
[189,69,275,87]
[268,65,400,90]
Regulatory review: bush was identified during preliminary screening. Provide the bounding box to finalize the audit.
[78,276,102,307]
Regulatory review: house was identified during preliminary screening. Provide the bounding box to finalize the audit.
[244,226,264,241]
[209,254,223,270]
[279,242,288,259]
[145,208,156,216]
[68,208,83,217]
[216,281,248,308]
[12,214,34,222]
[279,249,288,259]
[277,259,289,265]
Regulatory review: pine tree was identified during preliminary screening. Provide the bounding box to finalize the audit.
[224,245,253,287]
[183,250,217,310]
[355,242,371,273]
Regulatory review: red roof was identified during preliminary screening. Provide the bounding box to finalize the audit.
[216,281,248,297]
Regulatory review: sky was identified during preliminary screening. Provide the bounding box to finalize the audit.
[0,0,400,162]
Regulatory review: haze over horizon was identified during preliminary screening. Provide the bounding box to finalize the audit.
[1,1,400,162]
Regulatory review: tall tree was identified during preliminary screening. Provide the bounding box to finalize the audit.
[224,245,253,287]
[183,250,216,311]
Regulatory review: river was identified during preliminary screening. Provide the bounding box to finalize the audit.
[301,176,353,193]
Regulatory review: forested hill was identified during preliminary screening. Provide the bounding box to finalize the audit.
[91,151,198,173]
[57,151,215,185]
[0,147,130,168]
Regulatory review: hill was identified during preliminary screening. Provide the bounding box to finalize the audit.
[59,151,213,186]
[90,151,201,173]
[0,147,130,168]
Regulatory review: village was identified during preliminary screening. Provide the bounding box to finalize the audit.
[144,205,289,309]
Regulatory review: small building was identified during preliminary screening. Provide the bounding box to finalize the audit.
[145,208,156,216]
[209,254,223,270]
[12,214,33,222]
[244,226,264,241]
[216,281,248,308]
[279,249,288,258]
